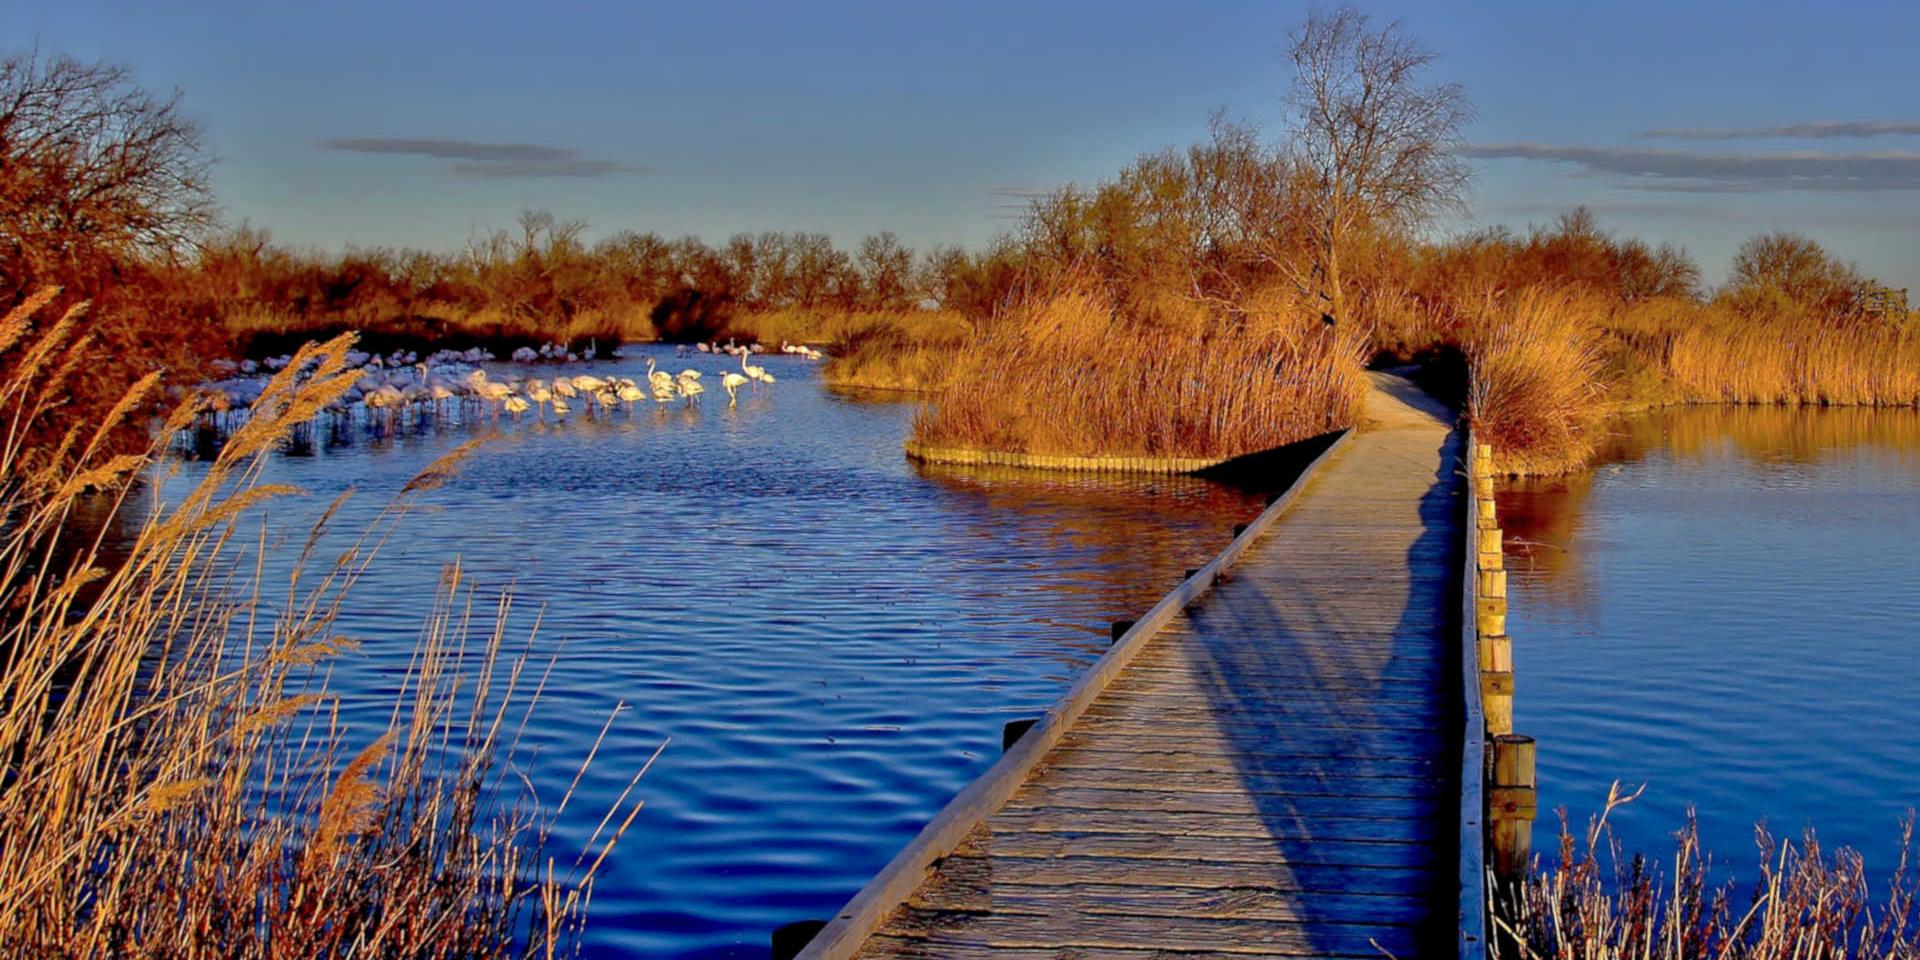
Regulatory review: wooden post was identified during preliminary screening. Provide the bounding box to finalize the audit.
[1477,526,1504,572]
[1480,635,1513,736]
[1489,735,1537,885]
[1476,497,1497,525]
[1482,568,1507,600]
[772,920,827,960]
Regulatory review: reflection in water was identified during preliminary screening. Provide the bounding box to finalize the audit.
[109,347,1271,960]
[1497,404,1920,873]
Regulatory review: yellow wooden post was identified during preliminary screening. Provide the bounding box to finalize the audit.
[1489,735,1537,883]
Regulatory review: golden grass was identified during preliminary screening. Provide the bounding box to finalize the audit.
[1495,785,1920,959]
[1462,287,1609,475]
[1659,310,1920,407]
[813,311,971,392]
[0,290,641,957]
[912,290,1365,460]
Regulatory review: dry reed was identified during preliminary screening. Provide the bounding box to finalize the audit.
[0,289,642,957]
[1462,287,1609,475]
[912,289,1365,460]
[1495,785,1919,959]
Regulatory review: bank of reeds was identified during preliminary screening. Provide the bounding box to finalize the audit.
[1460,287,1609,475]
[1495,786,1920,959]
[912,290,1365,460]
[0,291,640,956]
[811,311,971,392]
[1658,312,1920,408]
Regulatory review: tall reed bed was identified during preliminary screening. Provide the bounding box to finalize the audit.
[0,290,641,957]
[1660,316,1920,408]
[912,291,1365,459]
[1461,287,1609,475]
[812,311,972,392]
[1496,787,1919,959]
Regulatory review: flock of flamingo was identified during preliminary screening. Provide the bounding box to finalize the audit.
[190,339,808,441]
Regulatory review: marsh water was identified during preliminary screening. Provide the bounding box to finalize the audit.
[126,358,1920,953]
[1496,406,1920,875]
[143,346,1274,958]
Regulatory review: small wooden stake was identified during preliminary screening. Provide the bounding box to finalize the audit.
[1477,608,1507,638]
[1477,497,1497,522]
[1489,735,1537,885]
[1481,569,1508,599]
[1482,671,1514,735]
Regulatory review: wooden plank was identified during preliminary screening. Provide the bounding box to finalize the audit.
[1006,785,1445,821]
[1051,730,1445,761]
[989,806,1444,843]
[909,880,1435,925]
[870,908,1421,957]
[979,830,1446,869]
[1036,747,1444,780]
[1029,765,1448,799]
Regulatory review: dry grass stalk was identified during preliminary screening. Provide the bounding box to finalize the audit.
[0,289,639,957]
[1493,785,1919,959]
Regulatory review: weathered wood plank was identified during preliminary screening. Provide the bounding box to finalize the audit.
[989,806,1445,844]
[1005,784,1446,821]
[1029,762,1449,799]
[910,880,1436,926]
[874,906,1422,956]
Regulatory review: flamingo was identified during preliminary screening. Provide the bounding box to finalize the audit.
[721,371,749,405]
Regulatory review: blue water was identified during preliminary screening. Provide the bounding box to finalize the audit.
[152,345,1271,958]
[1498,406,1920,879]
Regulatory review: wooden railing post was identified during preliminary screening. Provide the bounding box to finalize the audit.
[1489,735,1537,883]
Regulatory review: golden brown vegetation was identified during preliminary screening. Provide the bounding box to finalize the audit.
[0,293,640,957]
[912,288,1365,459]
[1494,787,1920,959]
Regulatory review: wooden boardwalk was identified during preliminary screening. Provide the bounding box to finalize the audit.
[801,373,1466,959]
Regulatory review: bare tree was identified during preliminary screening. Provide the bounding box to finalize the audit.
[1285,6,1472,322]
[0,50,214,298]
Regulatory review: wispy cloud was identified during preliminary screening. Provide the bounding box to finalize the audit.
[1642,121,1920,141]
[320,137,638,178]
[1457,142,1920,193]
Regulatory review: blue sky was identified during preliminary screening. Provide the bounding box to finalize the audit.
[11,0,1920,289]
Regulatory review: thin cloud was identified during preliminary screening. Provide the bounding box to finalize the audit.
[1457,142,1920,193]
[1643,121,1920,140]
[320,137,638,178]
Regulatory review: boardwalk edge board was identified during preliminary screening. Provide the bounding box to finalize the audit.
[1458,430,1490,960]
[903,440,1230,475]
[793,427,1357,960]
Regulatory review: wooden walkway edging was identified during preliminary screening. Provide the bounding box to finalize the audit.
[789,428,1357,960]
[1458,432,1488,960]
[903,440,1231,475]
[1468,440,1538,957]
